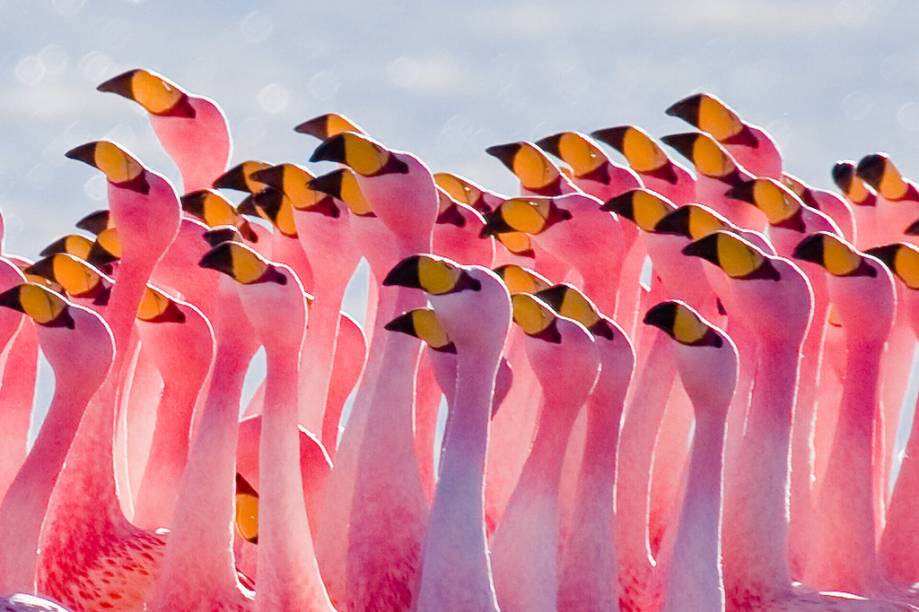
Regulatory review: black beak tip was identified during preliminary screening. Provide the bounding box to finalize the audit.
[381,256,420,288]
[534,134,561,157]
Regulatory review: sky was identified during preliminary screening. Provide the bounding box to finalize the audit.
[2,0,919,441]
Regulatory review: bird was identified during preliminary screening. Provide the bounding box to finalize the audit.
[311,130,438,610]
[644,299,737,612]
[537,283,634,611]
[131,288,215,530]
[794,232,896,597]
[97,69,231,193]
[384,254,510,611]
[591,125,697,205]
[0,283,114,594]
[489,292,599,611]
[666,92,783,179]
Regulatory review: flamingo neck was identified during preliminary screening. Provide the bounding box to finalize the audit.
[106,262,153,365]
[518,394,581,497]
[297,284,345,433]
[662,412,726,611]
[810,337,884,590]
[153,334,251,602]
[134,374,201,528]
[579,369,624,489]
[437,350,498,511]
[418,347,500,604]
[257,340,330,609]
[0,324,38,499]
[616,333,675,569]
[0,370,97,592]
[724,340,799,601]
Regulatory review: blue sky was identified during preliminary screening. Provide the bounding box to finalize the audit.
[3,0,919,440]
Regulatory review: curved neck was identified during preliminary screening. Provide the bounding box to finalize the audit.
[0,371,97,592]
[518,395,581,497]
[813,338,884,585]
[436,351,499,513]
[0,324,38,499]
[257,340,330,609]
[297,285,345,433]
[153,333,249,598]
[663,412,726,611]
[134,375,201,527]
[616,334,675,567]
[724,340,799,596]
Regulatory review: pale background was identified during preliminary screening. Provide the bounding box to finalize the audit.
[2,0,918,451]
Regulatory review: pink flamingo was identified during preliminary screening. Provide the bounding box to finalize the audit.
[871,243,919,586]
[590,125,697,204]
[132,288,215,530]
[310,130,438,609]
[855,154,919,244]
[666,92,782,178]
[833,161,879,249]
[660,131,765,231]
[249,163,361,435]
[688,231,911,610]
[536,130,646,330]
[0,257,31,502]
[781,172,856,244]
[34,140,179,609]
[725,177,842,576]
[384,255,510,611]
[97,69,231,193]
[489,292,599,611]
[855,155,919,501]
[179,188,259,242]
[793,232,895,596]
[0,284,114,594]
[200,240,334,610]
[484,141,574,281]
[534,284,634,611]
[481,264,551,535]
[644,300,737,612]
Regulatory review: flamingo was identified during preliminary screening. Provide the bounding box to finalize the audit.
[793,232,895,597]
[832,161,879,249]
[0,284,113,594]
[489,292,599,611]
[725,177,842,575]
[179,189,259,243]
[310,130,438,609]
[644,300,737,612]
[34,140,179,609]
[855,155,919,497]
[199,239,334,610]
[131,288,215,530]
[534,283,634,611]
[97,69,231,193]
[433,172,540,269]
[590,125,696,205]
[688,231,915,610]
[384,254,510,611]
[666,92,782,179]
[660,131,765,231]
[536,130,646,330]
[249,162,361,435]
[779,173,856,245]
[871,243,919,586]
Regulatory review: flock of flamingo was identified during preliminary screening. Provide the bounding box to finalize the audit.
[0,67,917,611]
